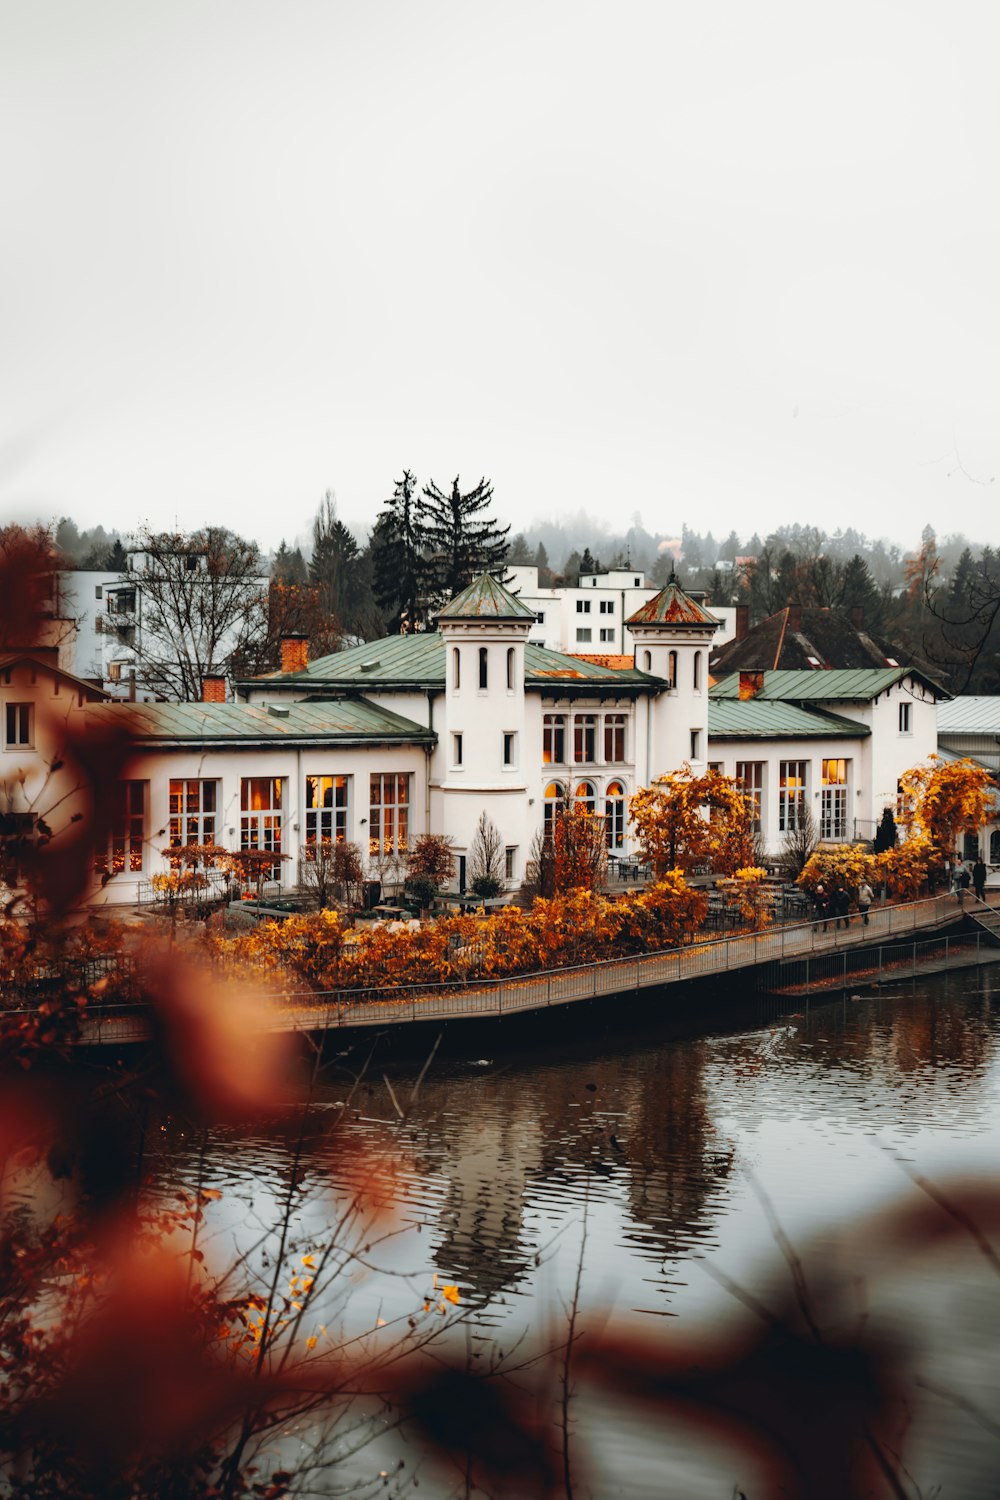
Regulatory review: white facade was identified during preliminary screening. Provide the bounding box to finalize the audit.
[505,565,736,657]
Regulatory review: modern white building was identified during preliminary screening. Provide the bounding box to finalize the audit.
[505,564,737,657]
[1,574,953,912]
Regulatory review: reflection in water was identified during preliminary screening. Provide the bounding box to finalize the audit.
[153,968,1000,1496]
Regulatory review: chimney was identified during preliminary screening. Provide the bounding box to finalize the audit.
[202,675,226,703]
[850,604,864,629]
[281,633,309,674]
[787,603,802,632]
[739,670,765,700]
[734,604,749,642]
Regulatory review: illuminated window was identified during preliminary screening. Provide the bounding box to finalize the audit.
[604,713,625,763]
[543,713,566,764]
[820,759,849,840]
[96,781,145,876]
[605,780,626,850]
[369,773,409,857]
[735,760,765,834]
[543,781,566,832]
[241,777,283,877]
[574,714,596,763]
[575,779,596,814]
[305,774,348,850]
[169,779,218,856]
[778,761,808,833]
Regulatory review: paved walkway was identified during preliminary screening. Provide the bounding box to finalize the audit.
[74,891,998,1045]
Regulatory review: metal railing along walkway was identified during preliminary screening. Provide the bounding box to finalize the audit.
[67,890,995,1046]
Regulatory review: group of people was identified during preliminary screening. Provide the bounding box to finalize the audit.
[813,881,875,930]
[952,857,989,903]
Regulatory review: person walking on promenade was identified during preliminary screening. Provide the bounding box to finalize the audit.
[834,886,851,929]
[858,880,874,925]
[814,884,830,931]
[955,861,971,907]
[973,856,987,903]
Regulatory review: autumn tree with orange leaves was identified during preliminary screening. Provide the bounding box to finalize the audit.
[628,764,755,877]
[897,755,994,861]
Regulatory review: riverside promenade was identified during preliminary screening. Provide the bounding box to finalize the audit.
[75,890,1000,1046]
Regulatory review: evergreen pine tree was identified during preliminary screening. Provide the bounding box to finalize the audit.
[371,470,429,629]
[420,475,509,599]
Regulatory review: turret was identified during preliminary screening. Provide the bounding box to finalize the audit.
[627,575,718,774]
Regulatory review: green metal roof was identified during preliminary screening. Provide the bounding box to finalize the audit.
[80,698,434,745]
[708,699,870,740]
[243,631,661,692]
[436,572,536,620]
[710,667,943,701]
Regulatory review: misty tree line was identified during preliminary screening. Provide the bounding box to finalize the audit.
[50,501,1000,692]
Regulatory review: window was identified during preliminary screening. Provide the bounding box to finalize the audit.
[690,729,701,759]
[576,599,591,613]
[95,585,103,599]
[504,846,516,881]
[108,588,136,614]
[643,650,652,671]
[820,759,848,840]
[537,611,546,625]
[574,714,596,763]
[667,650,678,689]
[575,779,596,814]
[169,779,218,856]
[543,713,566,764]
[605,780,626,850]
[305,774,348,850]
[543,781,566,832]
[478,647,488,691]
[599,599,614,614]
[991,829,1000,864]
[576,628,592,643]
[899,701,911,733]
[506,646,515,691]
[96,781,145,876]
[369,773,409,856]
[778,761,808,833]
[452,647,460,691]
[735,760,765,834]
[453,733,463,766]
[4,703,32,748]
[604,713,625,763]
[241,777,283,877]
[502,731,516,766]
[599,628,614,642]
[693,652,702,691]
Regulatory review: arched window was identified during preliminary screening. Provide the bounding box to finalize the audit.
[668,650,678,689]
[991,829,1000,865]
[643,650,652,671]
[693,651,702,690]
[544,781,566,832]
[452,647,460,691]
[479,647,488,690]
[575,780,596,814]
[506,646,515,690]
[605,780,626,850]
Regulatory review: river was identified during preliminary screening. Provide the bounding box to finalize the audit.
[155,967,1000,1498]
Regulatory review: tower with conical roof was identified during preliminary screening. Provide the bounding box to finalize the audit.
[626,575,719,777]
[435,574,537,886]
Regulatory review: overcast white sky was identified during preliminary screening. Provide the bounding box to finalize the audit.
[3,0,1000,553]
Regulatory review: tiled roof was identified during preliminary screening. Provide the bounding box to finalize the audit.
[243,632,661,691]
[78,698,434,744]
[626,577,720,629]
[436,572,536,620]
[937,696,1000,733]
[570,653,637,671]
[710,667,945,701]
[708,699,870,739]
[709,605,932,675]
